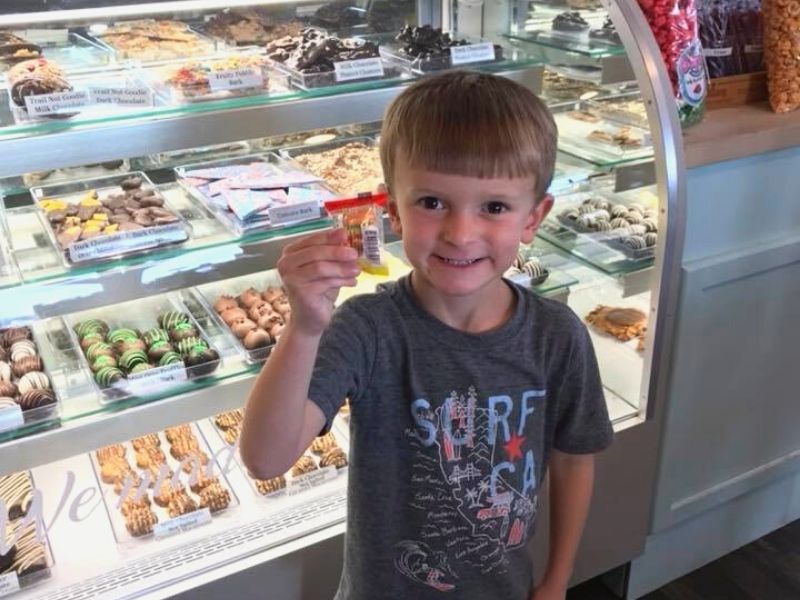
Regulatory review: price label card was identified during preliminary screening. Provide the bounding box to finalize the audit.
[334,58,385,83]
[24,90,90,117]
[450,42,496,66]
[0,404,23,434]
[22,29,69,44]
[124,362,187,397]
[67,222,188,263]
[154,507,211,539]
[286,465,339,495]
[208,67,264,92]
[89,86,153,108]
[0,572,20,597]
[703,47,733,57]
[268,199,320,227]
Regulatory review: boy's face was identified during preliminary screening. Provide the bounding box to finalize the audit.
[387,156,553,302]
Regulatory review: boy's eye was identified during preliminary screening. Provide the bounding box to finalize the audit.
[485,201,509,214]
[418,196,444,210]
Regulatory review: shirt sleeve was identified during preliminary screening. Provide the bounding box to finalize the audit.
[307,296,377,433]
[552,322,614,454]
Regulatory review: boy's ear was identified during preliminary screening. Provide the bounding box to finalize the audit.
[521,193,553,244]
[383,184,403,237]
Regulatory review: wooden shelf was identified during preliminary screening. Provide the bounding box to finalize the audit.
[683,102,800,168]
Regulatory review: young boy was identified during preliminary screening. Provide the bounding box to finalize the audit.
[241,71,613,600]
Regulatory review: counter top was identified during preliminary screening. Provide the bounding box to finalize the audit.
[683,102,800,168]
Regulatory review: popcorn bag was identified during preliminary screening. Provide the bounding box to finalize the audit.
[324,193,389,276]
[762,0,800,113]
[638,0,708,126]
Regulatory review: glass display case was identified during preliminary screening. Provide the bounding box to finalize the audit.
[0,0,684,596]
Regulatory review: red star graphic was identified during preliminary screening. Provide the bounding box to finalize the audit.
[504,433,525,461]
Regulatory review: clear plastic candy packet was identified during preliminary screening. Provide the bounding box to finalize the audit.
[324,193,389,276]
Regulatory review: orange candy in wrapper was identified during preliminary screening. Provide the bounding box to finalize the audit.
[324,193,389,276]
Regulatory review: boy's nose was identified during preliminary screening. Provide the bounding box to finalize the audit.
[442,212,477,246]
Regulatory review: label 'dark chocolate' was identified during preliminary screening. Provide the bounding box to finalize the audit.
[286,465,339,495]
[67,222,188,263]
[450,43,496,66]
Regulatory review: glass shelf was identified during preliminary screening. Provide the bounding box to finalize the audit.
[0,183,330,287]
[506,32,625,59]
[536,225,653,275]
[0,51,542,139]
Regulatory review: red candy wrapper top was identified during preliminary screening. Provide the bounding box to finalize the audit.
[324,193,389,276]
[638,0,707,126]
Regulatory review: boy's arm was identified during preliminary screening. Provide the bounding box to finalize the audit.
[532,451,595,600]
[240,228,359,480]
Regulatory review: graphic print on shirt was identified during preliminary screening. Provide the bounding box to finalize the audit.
[396,385,546,591]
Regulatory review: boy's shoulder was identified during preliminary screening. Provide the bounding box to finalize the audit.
[513,282,588,340]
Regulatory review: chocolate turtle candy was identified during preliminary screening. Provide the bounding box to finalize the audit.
[96,366,124,386]
[158,351,183,366]
[119,349,148,371]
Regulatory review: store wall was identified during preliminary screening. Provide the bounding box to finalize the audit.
[626,145,800,598]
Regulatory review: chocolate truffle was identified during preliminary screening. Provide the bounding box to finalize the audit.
[120,176,143,190]
[87,341,114,361]
[159,351,183,366]
[96,366,124,386]
[10,340,37,361]
[119,349,148,371]
[147,340,174,362]
[176,337,208,356]
[18,371,50,394]
[0,381,17,397]
[213,295,239,313]
[158,311,190,330]
[262,287,283,303]
[18,389,56,411]
[80,333,105,352]
[12,356,42,378]
[243,328,271,349]
[257,313,284,330]
[91,355,118,373]
[117,339,147,354]
[232,319,257,339]
[238,287,262,308]
[269,322,286,339]
[247,301,272,321]
[220,307,247,325]
[0,361,11,383]
[169,322,199,342]
[142,328,169,346]
[3,327,32,347]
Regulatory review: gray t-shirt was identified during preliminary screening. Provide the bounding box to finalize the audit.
[309,275,613,600]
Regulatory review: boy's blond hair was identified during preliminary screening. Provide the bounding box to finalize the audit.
[380,70,558,201]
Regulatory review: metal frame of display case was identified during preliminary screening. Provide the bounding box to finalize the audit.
[0,0,687,597]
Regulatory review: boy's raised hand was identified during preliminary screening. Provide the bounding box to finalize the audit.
[277,228,360,337]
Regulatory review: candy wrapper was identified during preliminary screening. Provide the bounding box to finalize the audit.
[638,0,708,126]
[763,0,800,113]
[324,193,389,276]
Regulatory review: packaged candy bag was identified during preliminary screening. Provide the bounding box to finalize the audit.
[763,0,800,113]
[638,0,708,126]
[732,0,763,73]
[324,193,389,276]
[698,0,740,78]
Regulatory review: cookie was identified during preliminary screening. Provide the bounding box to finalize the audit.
[198,482,231,513]
[125,507,158,537]
[180,451,209,474]
[223,426,240,446]
[169,435,200,460]
[167,490,197,518]
[118,489,151,517]
[310,432,337,455]
[131,433,161,451]
[164,424,192,443]
[585,305,647,342]
[213,410,243,430]
[291,455,318,477]
[255,475,286,495]
[153,480,184,508]
[0,471,33,519]
[189,470,218,493]
[319,447,348,469]
[96,444,126,465]
[9,521,47,576]
[135,445,166,469]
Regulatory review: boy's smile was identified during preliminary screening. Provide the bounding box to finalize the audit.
[388,157,553,331]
